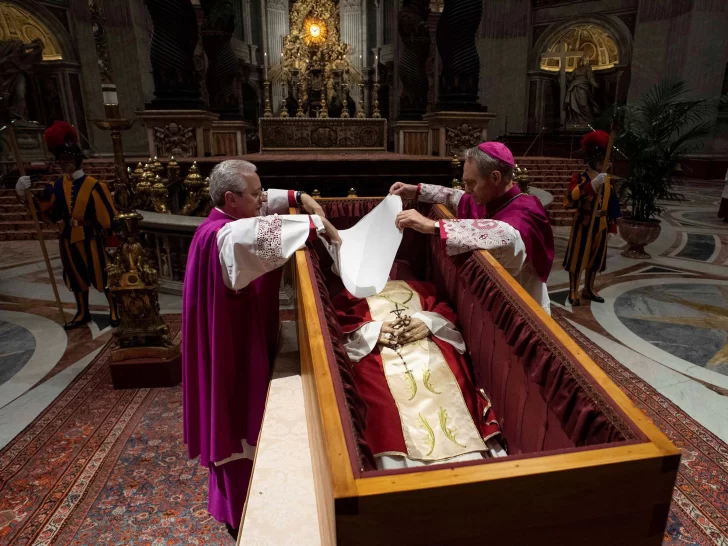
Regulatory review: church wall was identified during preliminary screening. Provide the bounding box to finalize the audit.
[630,0,728,154]
[67,0,154,157]
[265,0,289,114]
[476,0,530,137]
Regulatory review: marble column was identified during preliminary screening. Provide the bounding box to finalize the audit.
[435,0,482,111]
[397,0,430,120]
[200,0,242,118]
[262,0,288,114]
[144,0,203,109]
[341,0,365,105]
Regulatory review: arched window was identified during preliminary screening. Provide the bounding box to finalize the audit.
[540,23,618,73]
[0,2,63,61]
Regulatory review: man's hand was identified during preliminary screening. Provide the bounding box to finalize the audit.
[319,217,341,245]
[15,176,31,199]
[300,193,325,218]
[389,181,418,199]
[399,317,430,344]
[377,321,398,348]
[395,209,437,234]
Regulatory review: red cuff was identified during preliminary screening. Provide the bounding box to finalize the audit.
[437,220,448,251]
[288,190,297,207]
[416,184,422,198]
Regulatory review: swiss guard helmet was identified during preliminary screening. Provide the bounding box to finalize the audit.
[44,121,85,168]
[580,130,610,166]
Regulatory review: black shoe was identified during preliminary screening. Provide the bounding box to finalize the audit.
[568,297,580,307]
[582,292,605,303]
[226,524,238,541]
[64,315,91,331]
[110,316,121,328]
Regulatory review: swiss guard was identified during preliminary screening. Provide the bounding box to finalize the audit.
[15,121,119,330]
[562,129,621,306]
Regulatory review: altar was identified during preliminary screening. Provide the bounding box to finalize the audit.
[259,117,386,152]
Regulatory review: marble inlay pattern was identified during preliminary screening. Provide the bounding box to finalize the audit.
[0,320,35,387]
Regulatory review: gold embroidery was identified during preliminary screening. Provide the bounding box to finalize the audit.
[423,368,441,395]
[439,407,467,448]
[366,281,486,461]
[418,413,436,456]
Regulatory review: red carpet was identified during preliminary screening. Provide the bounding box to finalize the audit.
[0,316,229,545]
[1,313,726,545]
[556,313,728,546]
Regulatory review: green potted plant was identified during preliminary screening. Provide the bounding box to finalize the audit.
[613,77,721,258]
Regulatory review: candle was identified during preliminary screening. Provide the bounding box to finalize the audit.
[375,55,379,81]
[264,52,268,80]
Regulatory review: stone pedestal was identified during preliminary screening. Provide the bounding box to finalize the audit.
[110,344,181,389]
[136,110,219,158]
[391,121,430,155]
[424,111,496,157]
[211,120,249,156]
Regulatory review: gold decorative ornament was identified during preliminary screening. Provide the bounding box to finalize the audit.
[312,188,321,198]
[263,80,273,118]
[151,155,163,174]
[514,164,529,193]
[151,174,169,214]
[166,156,180,185]
[341,82,350,118]
[347,187,357,198]
[357,82,365,119]
[181,162,211,216]
[372,82,381,118]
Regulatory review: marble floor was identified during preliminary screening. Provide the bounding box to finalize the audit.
[0,179,726,452]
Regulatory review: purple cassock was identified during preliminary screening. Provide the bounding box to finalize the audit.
[182,208,282,528]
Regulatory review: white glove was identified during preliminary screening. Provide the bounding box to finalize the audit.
[590,173,608,193]
[15,176,31,198]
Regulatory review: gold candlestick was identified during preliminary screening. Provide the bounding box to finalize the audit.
[263,80,273,118]
[372,82,381,118]
[280,81,289,118]
[341,83,350,118]
[320,89,329,118]
[296,80,305,117]
[357,83,365,118]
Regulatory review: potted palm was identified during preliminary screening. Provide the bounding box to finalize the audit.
[613,78,720,258]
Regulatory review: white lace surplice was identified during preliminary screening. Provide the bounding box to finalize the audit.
[418,184,550,315]
[216,189,325,291]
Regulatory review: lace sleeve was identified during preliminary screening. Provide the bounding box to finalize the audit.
[440,219,527,274]
[418,184,463,211]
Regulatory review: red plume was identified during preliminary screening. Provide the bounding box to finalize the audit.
[44,121,78,151]
[580,130,609,152]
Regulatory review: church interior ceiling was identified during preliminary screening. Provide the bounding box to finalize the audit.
[0,2,63,61]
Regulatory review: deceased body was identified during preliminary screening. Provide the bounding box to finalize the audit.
[333,271,506,470]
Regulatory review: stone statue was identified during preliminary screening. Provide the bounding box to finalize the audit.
[0,39,44,121]
[564,57,600,125]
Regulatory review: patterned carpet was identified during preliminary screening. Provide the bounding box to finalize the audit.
[556,313,728,546]
[0,312,726,545]
[0,316,230,546]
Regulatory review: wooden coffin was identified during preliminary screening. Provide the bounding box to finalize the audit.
[295,198,680,546]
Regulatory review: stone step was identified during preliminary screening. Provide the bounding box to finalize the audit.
[0,212,30,221]
[0,220,58,231]
[0,204,26,213]
[0,229,60,241]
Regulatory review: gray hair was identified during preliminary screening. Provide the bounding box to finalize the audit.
[208,160,258,207]
[462,146,513,181]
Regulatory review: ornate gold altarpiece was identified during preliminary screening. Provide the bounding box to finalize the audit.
[259,0,387,152]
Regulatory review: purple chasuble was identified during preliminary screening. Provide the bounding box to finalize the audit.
[457,192,487,220]
[485,186,554,282]
[182,208,279,526]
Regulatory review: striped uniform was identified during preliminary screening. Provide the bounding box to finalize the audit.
[562,171,614,276]
[36,175,117,293]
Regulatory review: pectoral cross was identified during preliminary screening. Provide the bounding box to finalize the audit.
[540,43,584,126]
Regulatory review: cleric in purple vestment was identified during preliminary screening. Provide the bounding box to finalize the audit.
[390,142,554,314]
[182,160,340,540]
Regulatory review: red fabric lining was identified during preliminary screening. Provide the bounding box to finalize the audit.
[303,198,643,475]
